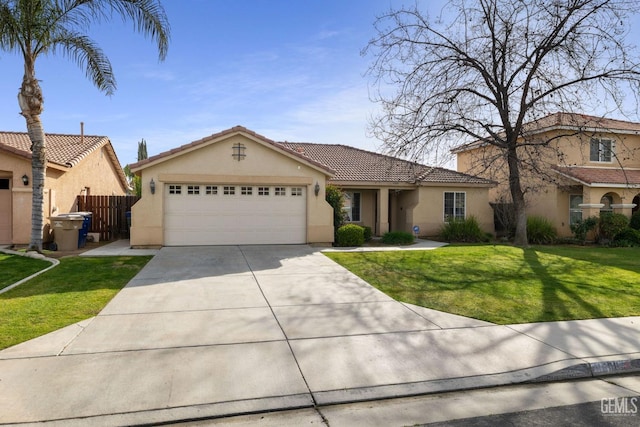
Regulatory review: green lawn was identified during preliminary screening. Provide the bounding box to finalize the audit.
[324,245,640,324]
[0,256,151,350]
[0,254,52,290]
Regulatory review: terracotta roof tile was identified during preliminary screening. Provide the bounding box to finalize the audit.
[130,126,335,174]
[0,131,110,167]
[279,142,494,185]
[553,165,640,186]
[0,131,128,190]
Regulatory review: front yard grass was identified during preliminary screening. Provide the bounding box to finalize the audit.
[0,254,52,290]
[324,245,640,324]
[0,256,151,350]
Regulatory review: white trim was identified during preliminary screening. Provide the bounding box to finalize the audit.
[578,203,605,208]
[611,204,637,209]
[443,191,466,221]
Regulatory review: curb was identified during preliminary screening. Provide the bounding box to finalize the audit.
[0,247,60,295]
[530,357,640,383]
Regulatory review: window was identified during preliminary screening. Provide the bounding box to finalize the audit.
[291,187,303,196]
[275,187,286,196]
[206,185,218,195]
[169,185,182,195]
[223,186,235,195]
[444,192,465,221]
[570,195,583,225]
[187,185,200,195]
[590,138,613,162]
[241,186,253,195]
[258,187,270,196]
[342,192,361,222]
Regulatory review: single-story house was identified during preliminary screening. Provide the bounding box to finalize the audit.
[0,129,129,245]
[129,126,495,247]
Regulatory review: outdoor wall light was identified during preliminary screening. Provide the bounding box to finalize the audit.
[22,174,29,186]
[314,181,320,197]
[150,178,156,194]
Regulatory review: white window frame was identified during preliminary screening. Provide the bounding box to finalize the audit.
[241,186,253,195]
[569,194,583,225]
[275,187,286,196]
[291,187,303,196]
[590,138,613,162]
[258,187,270,196]
[223,186,235,195]
[443,191,466,221]
[187,185,200,195]
[205,185,218,195]
[169,185,182,195]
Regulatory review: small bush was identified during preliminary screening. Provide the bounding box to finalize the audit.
[612,227,640,247]
[363,226,373,242]
[630,211,640,230]
[570,216,598,243]
[598,212,629,242]
[381,231,415,245]
[439,216,487,243]
[336,224,365,247]
[526,216,557,244]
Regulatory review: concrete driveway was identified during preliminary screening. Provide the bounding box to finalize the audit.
[2,245,637,426]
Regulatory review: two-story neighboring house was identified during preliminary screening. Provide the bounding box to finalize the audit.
[453,112,640,238]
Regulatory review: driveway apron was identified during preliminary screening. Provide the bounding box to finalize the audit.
[0,245,580,425]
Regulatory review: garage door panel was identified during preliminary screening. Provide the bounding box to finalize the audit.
[164,184,306,246]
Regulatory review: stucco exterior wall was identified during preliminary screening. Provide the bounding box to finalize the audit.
[0,144,126,245]
[48,146,127,215]
[411,186,494,237]
[130,133,334,247]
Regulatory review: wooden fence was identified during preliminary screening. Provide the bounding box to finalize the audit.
[77,195,140,242]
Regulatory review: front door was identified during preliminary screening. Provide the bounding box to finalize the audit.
[0,178,11,244]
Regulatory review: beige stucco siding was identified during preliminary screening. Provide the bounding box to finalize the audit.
[410,186,494,237]
[0,153,32,244]
[130,133,334,246]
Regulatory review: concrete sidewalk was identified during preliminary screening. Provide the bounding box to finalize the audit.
[0,244,639,426]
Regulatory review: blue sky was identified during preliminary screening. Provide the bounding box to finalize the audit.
[0,0,426,166]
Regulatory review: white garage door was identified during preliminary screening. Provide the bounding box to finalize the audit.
[164,184,306,245]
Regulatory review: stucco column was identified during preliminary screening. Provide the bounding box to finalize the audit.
[377,188,389,235]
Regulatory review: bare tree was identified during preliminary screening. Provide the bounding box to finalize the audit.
[364,0,640,246]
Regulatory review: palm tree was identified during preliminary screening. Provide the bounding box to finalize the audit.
[0,0,170,251]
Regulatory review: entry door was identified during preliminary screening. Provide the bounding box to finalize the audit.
[0,178,11,244]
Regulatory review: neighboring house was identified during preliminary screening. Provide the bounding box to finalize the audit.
[129,126,495,247]
[0,130,129,245]
[454,112,640,237]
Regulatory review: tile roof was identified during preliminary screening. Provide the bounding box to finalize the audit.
[0,131,110,167]
[0,130,128,189]
[553,165,640,186]
[278,142,494,185]
[130,126,335,174]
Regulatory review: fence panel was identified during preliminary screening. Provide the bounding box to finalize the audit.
[77,195,140,241]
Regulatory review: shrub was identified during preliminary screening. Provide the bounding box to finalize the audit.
[336,224,365,247]
[612,227,640,247]
[439,216,486,243]
[363,226,373,242]
[381,231,415,245]
[325,184,345,235]
[630,211,640,231]
[570,216,598,243]
[526,216,557,244]
[598,212,629,242]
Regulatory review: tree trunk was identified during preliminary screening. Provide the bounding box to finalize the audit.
[507,144,528,247]
[18,70,46,252]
